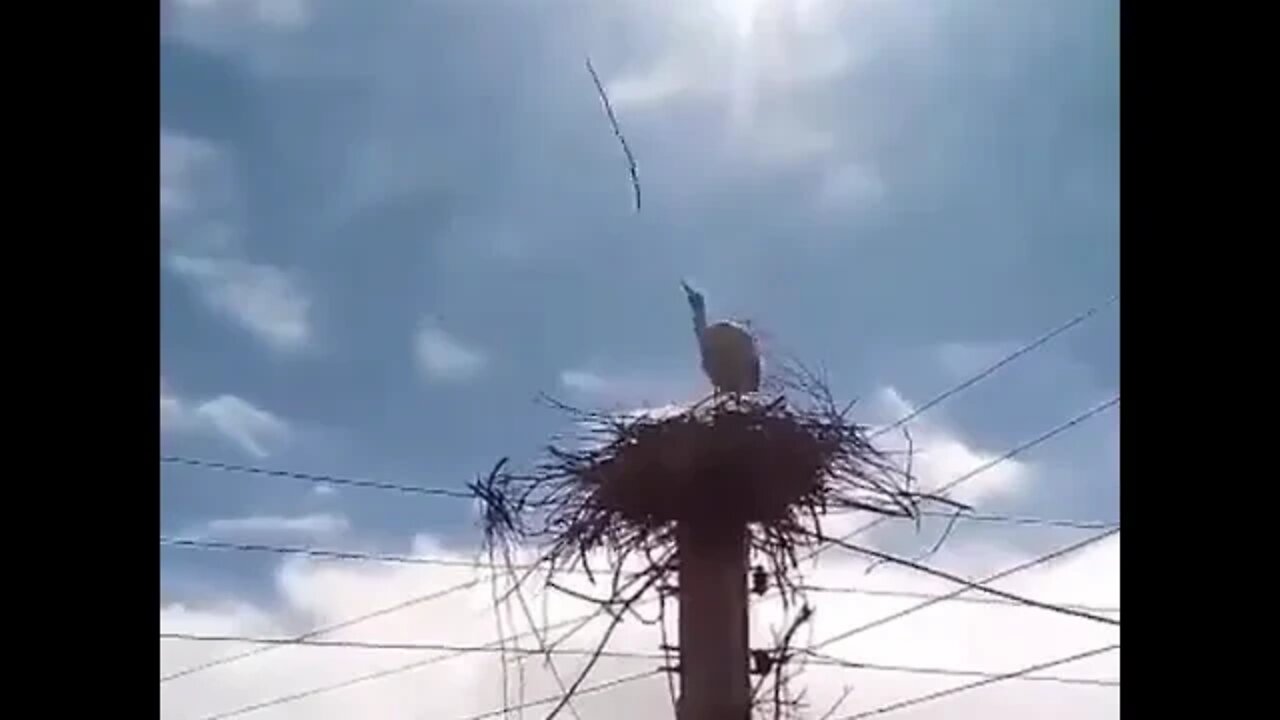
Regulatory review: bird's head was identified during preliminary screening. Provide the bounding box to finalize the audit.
[680,279,705,313]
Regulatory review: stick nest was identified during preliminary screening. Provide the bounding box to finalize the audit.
[473,365,949,594]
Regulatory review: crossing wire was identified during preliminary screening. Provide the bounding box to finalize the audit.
[160,455,474,499]
[834,644,1120,719]
[810,526,1121,653]
[160,632,1119,687]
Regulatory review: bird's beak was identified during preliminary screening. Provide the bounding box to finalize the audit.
[680,279,694,297]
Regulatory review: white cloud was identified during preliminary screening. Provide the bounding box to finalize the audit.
[161,132,239,254]
[199,513,350,540]
[840,387,1031,509]
[558,368,695,408]
[171,0,311,31]
[559,369,613,396]
[195,395,293,458]
[169,255,313,352]
[596,0,936,171]
[162,380,291,458]
[934,342,1022,381]
[413,323,486,383]
[160,131,314,354]
[817,162,887,211]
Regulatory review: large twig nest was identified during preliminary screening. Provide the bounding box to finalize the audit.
[472,364,947,584]
[588,396,862,526]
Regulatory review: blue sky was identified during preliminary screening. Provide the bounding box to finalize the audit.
[160,0,1118,610]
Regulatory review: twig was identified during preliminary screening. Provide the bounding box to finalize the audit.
[585,56,641,212]
[817,686,856,720]
[543,571,663,719]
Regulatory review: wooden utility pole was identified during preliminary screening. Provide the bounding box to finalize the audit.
[676,520,751,720]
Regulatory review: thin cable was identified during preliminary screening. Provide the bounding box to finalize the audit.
[160,455,474,499]
[814,531,1119,627]
[804,649,1118,688]
[161,632,1117,687]
[869,294,1118,439]
[453,669,660,720]
[796,584,1119,615]
[805,395,1119,565]
[160,536,531,569]
[188,652,485,720]
[812,527,1120,652]
[160,575,485,683]
[161,633,653,658]
[161,505,1117,569]
[835,644,1119,719]
[172,593,646,719]
[916,510,1118,530]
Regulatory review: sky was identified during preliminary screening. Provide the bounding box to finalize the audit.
[159,0,1120,717]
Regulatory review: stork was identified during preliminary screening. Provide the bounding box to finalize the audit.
[681,280,761,396]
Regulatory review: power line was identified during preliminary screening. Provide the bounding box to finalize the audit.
[160,455,474,499]
[161,632,648,658]
[805,395,1119,565]
[814,532,1120,627]
[163,528,1119,717]
[869,294,1117,440]
[161,506,1115,568]
[915,510,1117,530]
[835,644,1120,719]
[161,536,1120,614]
[811,527,1120,653]
[160,537,516,569]
[796,584,1119,615]
[160,632,1119,688]
[803,649,1118,688]
[168,590,645,719]
[160,575,486,683]
[452,669,660,720]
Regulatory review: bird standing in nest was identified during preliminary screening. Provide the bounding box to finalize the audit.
[681,280,761,396]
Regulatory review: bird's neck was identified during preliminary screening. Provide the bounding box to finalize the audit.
[691,306,708,337]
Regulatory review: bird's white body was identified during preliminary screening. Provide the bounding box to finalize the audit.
[698,321,761,395]
[681,281,762,395]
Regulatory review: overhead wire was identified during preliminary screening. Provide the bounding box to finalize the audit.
[451,669,661,720]
[802,649,1118,688]
[809,526,1121,653]
[160,632,1119,688]
[834,644,1120,719]
[160,455,474,499]
[161,535,1119,613]
[915,510,1117,530]
[161,504,1116,569]
[867,294,1118,440]
[160,574,486,683]
[802,394,1120,566]
[811,531,1120,627]
[795,584,1119,615]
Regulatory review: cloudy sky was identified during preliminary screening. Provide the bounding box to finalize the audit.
[160,0,1119,717]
